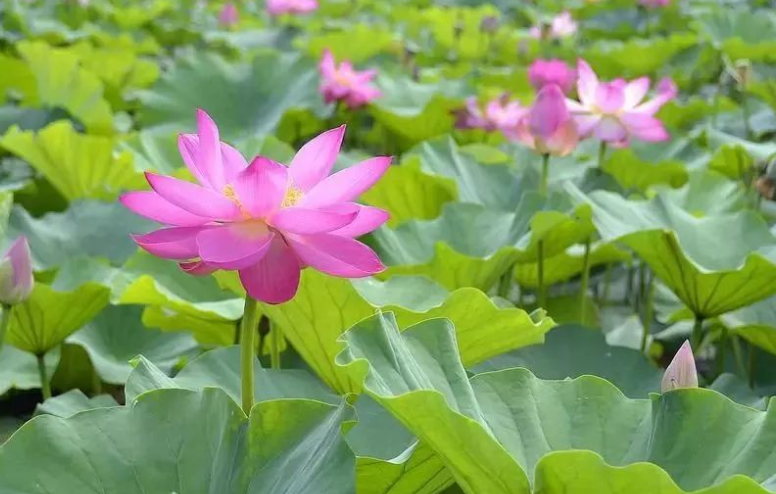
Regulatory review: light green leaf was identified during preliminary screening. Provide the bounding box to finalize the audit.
[514,242,631,288]
[721,295,776,356]
[140,51,325,142]
[0,121,144,201]
[585,34,698,77]
[306,24,395,62]
[221,270,553,394]
[35,389,119,418]
[17,41,114,134]
[602,148,688,192]
[567,184,776,317]
[68,305,199,385]
[6,282,110,355]
[0,388,356,494]
[0,345,59,396]
[709,144,756,180]
[337,313,776,494]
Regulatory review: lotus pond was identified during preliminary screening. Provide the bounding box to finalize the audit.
[1,0,776,492]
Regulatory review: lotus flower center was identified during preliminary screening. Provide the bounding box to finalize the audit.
[222,184,251,218]
[334,70,356,88]
[282,185,304,208]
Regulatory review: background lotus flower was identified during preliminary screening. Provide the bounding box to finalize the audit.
[0,237,33,306]
[640,0,670,7]
[528,59,576,94]
[319,50,381,109]
[454,95,528,135]
[512,84,578,157]
[218,3,238,27]
[529,11,578,40]
[661,341,698,392]
[122,110,390,304]
[267,0,318,16]
[566,60,677,146]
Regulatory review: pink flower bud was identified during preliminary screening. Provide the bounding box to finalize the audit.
[661,340,698,392]
[528,59,576,95]
[218,3,239,27]
[518,84,578,156]
[0,237,33,306]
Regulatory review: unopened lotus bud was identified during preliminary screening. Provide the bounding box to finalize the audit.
[661,340,698,392]
[0,237,33,306]
[480,15,499,34]
[733,59,753,90]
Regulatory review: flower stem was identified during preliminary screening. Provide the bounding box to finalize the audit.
[579,238,591,325]
[540,154,550,196]
[538,240,546,309]
[717,325,729,378]
[270,322,283,370]
[37,353,51,401]
[641,273,654,353]
[240,296,260,415]
[597,141,608,169]
[691,316,704,351]
[0,304,12,355]
[748,342,756,389]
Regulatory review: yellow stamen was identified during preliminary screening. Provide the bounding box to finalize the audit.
[222,184,251,219]
[282,185,304,208]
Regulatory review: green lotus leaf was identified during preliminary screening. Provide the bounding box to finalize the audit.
[361,157,457,227]
[0,54,35,105]
[358,443,453,494]
[584,34,697,78]
[720,295,776,356]
[406,136,523,211]
[567,184,776,317]
[139,51,325,142]
[659,170,745,216]
[6,282,110,355]
[125,347,336,405]
[696,9,776,60]
[0,346,59,396]
[704,127,776,162]
[67,305,199,385]
[475,324,662,398]
[7,201,153,269]
[514,242,631,288]
[0,121,144,201]
[337,312,776,494]
[16,41,114,134]
[602,147,688,192]
[306,24,395,62]
[370,77,469,149]
[35,389,119,418]
[372,198,593,290]
[709,144,756,180]
[220,270,552,394]
[0,388,356,494]
[710,373,768,410]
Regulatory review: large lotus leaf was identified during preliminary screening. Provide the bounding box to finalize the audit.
[68,305,199,385]
[372,198,593,290]
[406,136,524,211]
[585,34,698,78]
[514,242,631,288]
[370,76,469,148]
[139,51,325,142]
[358,443,453,494]
[709,144,756,181]
[475,324,662,398]
[361,157,457,227]
[721,295,776,356]
[0,54,35,105]
[7,201,153,269]
[658,170,745,216]
[337,313,776,494]
[0,346,59,396]
[306,24,395,62]
[219,270,552,394]
[704,128,776,162]
[6,282,110,355]
[567,185,776,317]
[0,388,356,494]
[16,41,114,134]
[0,121,144,201]
[124,347,336,405]
[114,252,244,345]
[601,147,688,193]
[696,9,776,60]
[36,389,119,418]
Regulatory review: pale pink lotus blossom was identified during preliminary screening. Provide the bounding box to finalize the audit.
[121,110,390,304]
[512,84,578,157]
[661,341,698,392]
[0,237,33,306]
[454,95,528,134]
[639,0,670,7]
[267,0,318,16]
[319,50,381,109]
[218,3,239,27]
[529,11,578,40]
[528,59,576,94]
[566,60,677,146]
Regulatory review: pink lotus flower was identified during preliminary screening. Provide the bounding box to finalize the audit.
[218,3,239,27]
[454,95,528,134]
[0,237,33,306]
[529,11,578,40]
[640,0,670,7]
[528,59,576,94]
[566,60,677,146]
[267,0,318,16]
[121,110,390,304]
[661,340,698,392]
[512,84,578,157]
[319,50,381,109]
